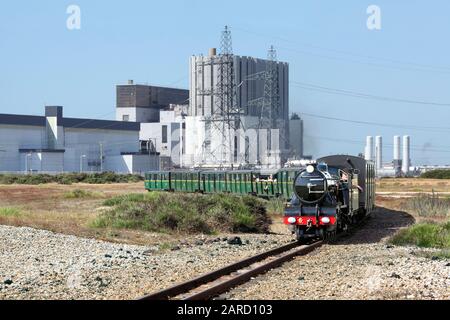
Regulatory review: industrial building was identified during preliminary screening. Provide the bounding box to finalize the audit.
[184,34,290,169]
[112,27,297,171]
[0,106,159,174]
[139,105,187,169]
[365,135,412,177]
[288,113,304,159]
[115,81,189,170]
[116,80,189,123]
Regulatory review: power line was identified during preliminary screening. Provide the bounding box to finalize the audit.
[292,81,450,107]
[305,135,450,153]
[277,45,450,74]
[233,26,450,74]
[300,112,450,133]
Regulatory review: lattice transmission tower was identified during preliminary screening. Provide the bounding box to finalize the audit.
[260,45,280,130]
[200,26,242,167]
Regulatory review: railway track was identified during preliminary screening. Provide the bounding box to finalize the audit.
[138,240,323,301]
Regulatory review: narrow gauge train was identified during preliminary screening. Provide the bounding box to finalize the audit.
[284,155,375,242]
[144,155,375,242]
[145,169,301,200]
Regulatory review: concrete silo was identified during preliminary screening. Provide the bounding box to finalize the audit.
[402,135,411,175]
[365,136,374,161]
[375,136,383,170]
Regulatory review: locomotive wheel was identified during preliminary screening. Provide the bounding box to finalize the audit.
[295,228,309,244]
[324,231,337,243]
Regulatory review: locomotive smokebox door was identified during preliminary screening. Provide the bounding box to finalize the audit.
[293,165,328,205]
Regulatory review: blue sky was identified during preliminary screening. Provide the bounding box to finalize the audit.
[1,1,449,164]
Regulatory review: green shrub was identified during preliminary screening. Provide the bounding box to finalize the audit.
[420,170,450,179]
[0,207,22,217]
[64,189,104,199]
[0,172,144,185]
[102,193,149,206]
[390,221,450,249]
[92,192,271,235]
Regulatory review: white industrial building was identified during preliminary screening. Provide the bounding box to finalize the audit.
[115,81,190,170]
[139,105,187,169]
[184,48,290,169]
[0,106,159,174]
[365,135,412,177]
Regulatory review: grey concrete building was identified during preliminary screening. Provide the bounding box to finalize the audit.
[116,80,189,123]
[185,50,290,169]
[289,114,304,159]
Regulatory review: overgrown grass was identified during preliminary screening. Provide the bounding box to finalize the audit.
[402,192,450,218]
[265,198,286,215]
[421,169,450,179]
[0,172,143,185]
[0,207,22,217]
[413,249,450,260]
[63,189,104,199]
[390,221,450,249]
[92,192,271,235]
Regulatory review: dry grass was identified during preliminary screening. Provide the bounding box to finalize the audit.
[0,183,181,245]
[0,183,276,245]
[377,178,450,193]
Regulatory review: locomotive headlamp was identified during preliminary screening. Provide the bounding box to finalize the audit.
[321,217,331,224]
[306,165,315,173]
[287,217,297,224]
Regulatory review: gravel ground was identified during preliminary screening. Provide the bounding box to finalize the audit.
[226,208,450,300]
[0,225,291,300]
[1,207,448,300]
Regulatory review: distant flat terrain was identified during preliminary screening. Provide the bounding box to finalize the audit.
[377,178,450,194]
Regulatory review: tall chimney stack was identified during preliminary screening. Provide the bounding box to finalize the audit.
[402,136,411,175]
[365,136,374,161]
[375,136,383,170]
[393,136,401,160]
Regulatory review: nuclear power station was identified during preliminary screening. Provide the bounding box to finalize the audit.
[183,26,291,169]
[110,26,303,171]
[365,135,412,177]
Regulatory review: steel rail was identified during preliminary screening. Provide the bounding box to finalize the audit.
[182,240,323,300]
[138,240,322,301]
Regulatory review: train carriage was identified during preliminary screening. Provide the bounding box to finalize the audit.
[171,171,201,193]
[225,171,254,195]
[200,172,216,193]
[145,171,171,191]
[276,168,303,199]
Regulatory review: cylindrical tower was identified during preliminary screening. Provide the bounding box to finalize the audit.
[375,136,383,170]
[393,135,401,160]
[402,135,411,175]
[365,136,374,161]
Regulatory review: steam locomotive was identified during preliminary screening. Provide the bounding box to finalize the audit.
[283,155,376,243]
